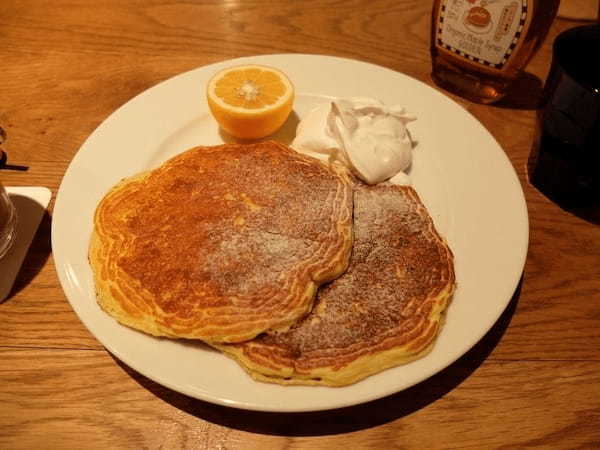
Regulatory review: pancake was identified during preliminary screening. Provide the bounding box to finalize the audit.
[215,183,455,386]
[89,141,353,343]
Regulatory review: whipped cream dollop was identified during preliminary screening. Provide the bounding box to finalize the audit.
[291,97,416,185]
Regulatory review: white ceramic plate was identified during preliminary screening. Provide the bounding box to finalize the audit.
[52,54,528,412]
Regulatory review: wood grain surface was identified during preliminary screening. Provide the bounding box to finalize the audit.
[1,1,599,448]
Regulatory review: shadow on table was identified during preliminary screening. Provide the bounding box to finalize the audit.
[492,72,544,110]
[558,202,600,225]
[117,280,521,436]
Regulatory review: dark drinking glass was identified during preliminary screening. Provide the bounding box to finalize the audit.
[529,25,600,208]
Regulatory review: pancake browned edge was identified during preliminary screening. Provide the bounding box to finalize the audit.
[89,141,353,343]
[215,183,455,386]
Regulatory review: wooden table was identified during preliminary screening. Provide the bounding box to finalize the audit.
[1,1,599,448]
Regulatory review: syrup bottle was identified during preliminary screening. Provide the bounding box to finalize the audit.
[430,0,560,104]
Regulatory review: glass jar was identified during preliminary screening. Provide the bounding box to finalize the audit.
[430,0,560,104]
[0,181,17,259]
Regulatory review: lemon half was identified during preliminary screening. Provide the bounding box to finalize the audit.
[206,64,294,139]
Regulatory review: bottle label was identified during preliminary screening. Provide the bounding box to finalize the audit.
[435,0,531,70]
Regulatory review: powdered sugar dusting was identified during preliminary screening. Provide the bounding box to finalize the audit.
[261,183,453,355]
[200,227,314,297]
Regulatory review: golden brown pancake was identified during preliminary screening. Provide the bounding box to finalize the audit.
[216,183,455,385]
[89,141,353,343]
